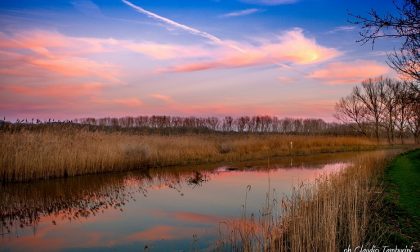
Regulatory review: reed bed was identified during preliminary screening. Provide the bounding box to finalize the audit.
[217,149,403,251]
[0,127,379,182]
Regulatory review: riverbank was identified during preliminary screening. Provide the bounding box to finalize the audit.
[217,149,414,251]
[0,127,388,183]
[375,149,420,249]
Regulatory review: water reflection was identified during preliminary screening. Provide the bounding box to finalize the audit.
[0,151,378,251]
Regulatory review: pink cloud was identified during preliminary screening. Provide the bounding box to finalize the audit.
[0,31,120,82]
[29,57,119,82]
[277,76,297,85]
[5,82,103,98]
[0,28,345,120]
[124,224,208,243]
[0,29,214,84]
[124,42,210,60]
[0,30,109,58]
[111,98,143,107]
[89,97,143,109]
[1,28,341,77]
[173,212,221,223]
[126,225,175,241]
[307,60,390,84]
[150,93,172,102]
[0,29,210,60]
[163,28,341,72]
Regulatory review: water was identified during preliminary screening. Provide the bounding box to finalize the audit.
[0,151,379,251]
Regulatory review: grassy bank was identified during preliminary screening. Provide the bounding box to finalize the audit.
[0,127,382,182]
[376,149,420,248]
[217,149,406,251]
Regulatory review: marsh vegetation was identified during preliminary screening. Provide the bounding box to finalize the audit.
[217,149,410,251]
[1,121,384,183]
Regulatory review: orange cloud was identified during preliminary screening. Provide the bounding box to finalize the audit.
[163,28,341,72]
[307,60,390,84]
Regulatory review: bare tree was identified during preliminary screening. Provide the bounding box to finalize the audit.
[335,93,368,136]
[335,77,419,142]
[407,83,420,142]
[354,78,386,141]
[381,78,398,143]
[351,0,420,81]
[393,81,412,143]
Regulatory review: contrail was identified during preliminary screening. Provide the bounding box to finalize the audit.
[121,0,244,52]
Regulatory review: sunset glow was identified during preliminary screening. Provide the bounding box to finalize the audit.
[0,0,397,121]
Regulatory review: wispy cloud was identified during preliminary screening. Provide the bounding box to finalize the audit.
[123,41,210,60]
[221,8,260,18]
[327,25,356,34]
[162,28,341,72]
[110,98,143,107]
[71,0,104,18]
[150,94,172,103]
[0,30,120,82]
[121,0,244,52]
[369,50,391,57]
[4,82,103,99]
[307,60,390,85]
[240,0,298,5]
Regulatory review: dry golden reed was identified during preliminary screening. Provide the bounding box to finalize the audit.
[217,150,403,251]
[0,127,379,182]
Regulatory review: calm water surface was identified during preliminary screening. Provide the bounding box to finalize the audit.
[0,151,385,251]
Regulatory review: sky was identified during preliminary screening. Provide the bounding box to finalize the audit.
[0,0,400,121]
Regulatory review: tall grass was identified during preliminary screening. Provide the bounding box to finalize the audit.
[217,149,404,251]
[0,127,380,182]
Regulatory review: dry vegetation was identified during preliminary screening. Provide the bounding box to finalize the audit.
[217,150,404,251]
[0,126,380,182]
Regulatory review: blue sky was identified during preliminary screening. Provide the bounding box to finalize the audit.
[0,0,399,121]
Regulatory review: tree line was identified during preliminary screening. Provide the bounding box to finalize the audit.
[72,116,356,135]
[335,77,419,143]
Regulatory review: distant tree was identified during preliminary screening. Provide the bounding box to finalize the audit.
[222,116,234,132]
[351,0,420,82]
[236,116,250,132]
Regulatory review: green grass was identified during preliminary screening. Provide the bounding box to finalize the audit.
[381,149,420,247]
